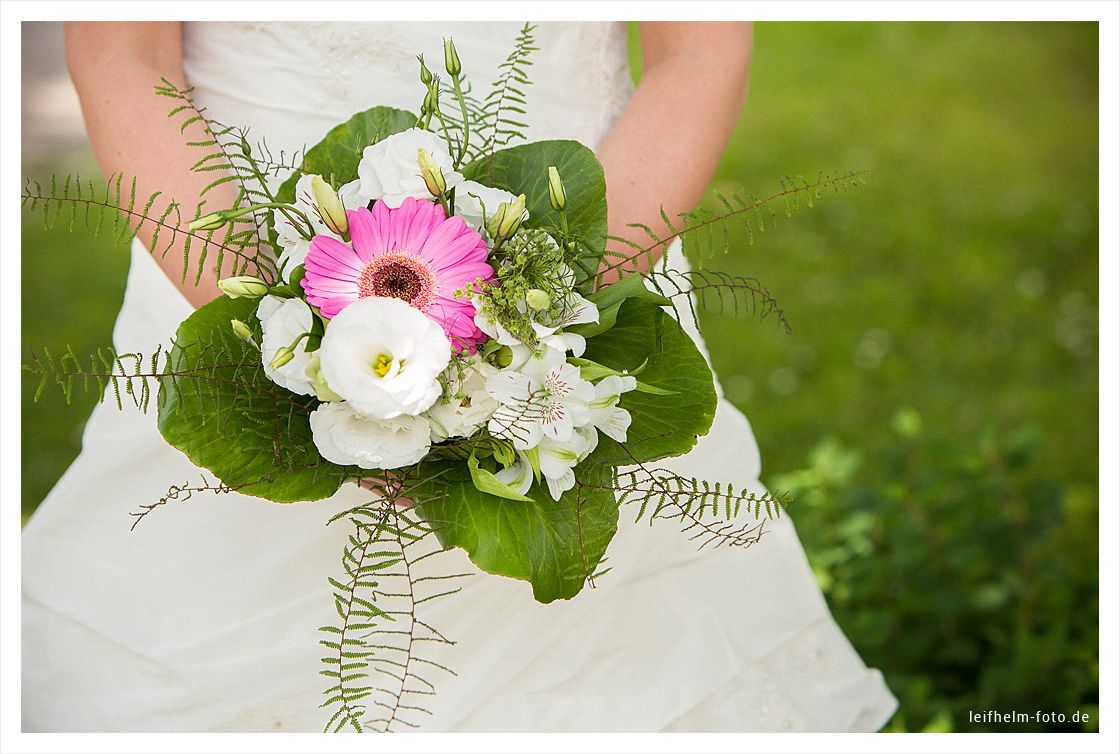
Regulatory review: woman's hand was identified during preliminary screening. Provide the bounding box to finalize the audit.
[360,475,414,508]
[66,22,239,308]
[595,22,752,283]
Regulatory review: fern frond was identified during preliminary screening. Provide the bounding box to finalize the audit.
[648,268,792,334]
[128,475,240,530]
[595,171,867,290]
[21,174,277,285]
[579,442,787,551]
[470,23,538,164]
[23,344,164,411]
[319,488,465,734]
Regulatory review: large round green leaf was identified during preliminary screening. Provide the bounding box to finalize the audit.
[276,106,418,202]
[462,140,607,291]
[157,296,350,502]
[412,459,618,603]
[581,298,718,466]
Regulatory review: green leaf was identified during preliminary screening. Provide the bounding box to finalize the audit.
[412,459,618,603]
[568,356,677,395]
[276,107,418,203]
[157,296,350,501]
[462,140,606,291]
[570,274,673,339]
[467,452,534,502]
[582,298,717,466]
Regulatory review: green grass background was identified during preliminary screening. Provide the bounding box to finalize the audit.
[22,22,1098,732]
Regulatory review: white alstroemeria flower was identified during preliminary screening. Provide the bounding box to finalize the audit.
[485,358,594,449]
[427,356,501,442]
[587,374,638,442]
[318,297,451,420]
[494,449,535,496]
[256,295,338,399]
[310,401,431,469]
[455,180,527,237]
[271,173,352,277]
[530,291,600,357]
[538,424,600,500]
[357,128,463,209]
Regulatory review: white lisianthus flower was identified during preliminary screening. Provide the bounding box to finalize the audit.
[357,128,463,209]
[272,173,354,277]
[587,374,638,442]
[318,297,451,420]
[538,425,600,500]
[455,180,527,237]
[257,295,337,399]
[486,357,594,449]
[427,356,501,442]
[310,401,431,469]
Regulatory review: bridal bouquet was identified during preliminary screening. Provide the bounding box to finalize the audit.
[24,26,858,732]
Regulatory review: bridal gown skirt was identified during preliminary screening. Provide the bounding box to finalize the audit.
[22,239,898,732]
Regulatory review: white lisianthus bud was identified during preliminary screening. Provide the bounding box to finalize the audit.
[310,175,348,236]
[525,288,551,311]
[443,38,462,78]
[423,84,439,117]
[417,53,434,85]
[270,346,295,370]
[546,166,567,211]
[188,211,228,232]
[486,194,527,244]
[230,318,255,345]
[218,275,270,299]
[417,148,447,198]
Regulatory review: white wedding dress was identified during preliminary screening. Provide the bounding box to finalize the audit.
[22,21,897,732]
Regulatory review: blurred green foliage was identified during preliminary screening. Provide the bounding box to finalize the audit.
[22,22,1097,732]
[690,22,1098,732]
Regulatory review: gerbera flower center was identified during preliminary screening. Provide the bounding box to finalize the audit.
[358,252,436,310]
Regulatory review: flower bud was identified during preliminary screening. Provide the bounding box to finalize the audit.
[230,318,255,343]
[443,38,462,77]
[492,345,513,368]
[423,82,440,115]
[310,175,348,236]
[486,194,527,244]
[188,211,228,232]
[306,359,341,402]
[270,346,295,370]
[417,53,434,85]
[525,288,551,311]
[546,166,567,211]
[218,275,270,299]
[417,148,447,198]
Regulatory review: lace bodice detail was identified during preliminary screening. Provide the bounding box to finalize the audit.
[182,22,634,157]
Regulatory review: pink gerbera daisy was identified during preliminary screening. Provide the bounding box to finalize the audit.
[301,197,494,351]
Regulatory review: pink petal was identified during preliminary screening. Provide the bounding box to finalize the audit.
[347,208,383,263]
[418,218,487,269]
[437,266,495,298]
[306,235,363,276]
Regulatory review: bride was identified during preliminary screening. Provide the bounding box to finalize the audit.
[22,20,897,732]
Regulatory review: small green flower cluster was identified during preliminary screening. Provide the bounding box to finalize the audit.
[466,228,575,345]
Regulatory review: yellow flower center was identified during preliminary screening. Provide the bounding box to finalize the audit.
[372,353,394,377]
